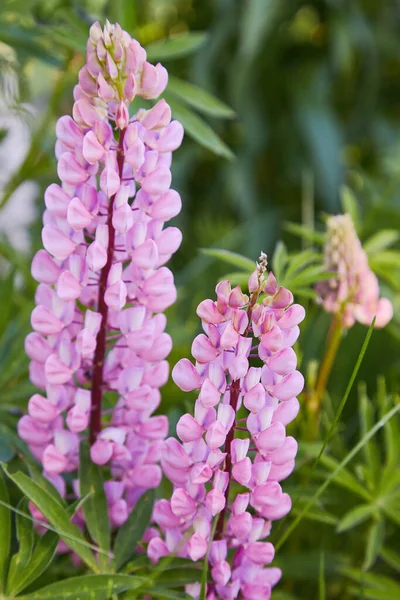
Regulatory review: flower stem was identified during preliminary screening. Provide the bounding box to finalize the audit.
[89,128,126,445]
[308,314,344,424]
[215,378,241,539]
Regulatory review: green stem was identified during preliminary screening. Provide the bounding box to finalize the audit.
[309,314,344,421]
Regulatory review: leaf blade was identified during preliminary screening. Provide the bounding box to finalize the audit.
[114,489,155,571]
[167,98,234,160]
[146,32,207,61]
[0,470,11,592]
[167,76,235,119]
[79,442,110,568]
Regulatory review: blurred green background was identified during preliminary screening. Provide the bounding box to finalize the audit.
[1,1,400,598]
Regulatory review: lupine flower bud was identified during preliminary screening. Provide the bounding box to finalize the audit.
[19,21,183,543]
[150,254,305,600]
[317,214,393,328]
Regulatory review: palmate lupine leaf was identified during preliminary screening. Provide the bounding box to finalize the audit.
[0,470,11,593]
[167,76,235,119]
[336,504,377,533]
[166,97,235,160]
[364,230,400,255]
[1,465,100,572]
[200,248,255,271]
[274,402,400,551]
[113,489,155,571]
[79,442,111,570]
[342,567,400,599]
[283,221,325,245]
[0,492,59,596]
[6,498,34,593]
[17,574,149,600]
[145,32,207,61]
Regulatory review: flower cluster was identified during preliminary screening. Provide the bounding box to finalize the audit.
[148,254,305,600]
[317,214,393,328]
[18,21,183,528]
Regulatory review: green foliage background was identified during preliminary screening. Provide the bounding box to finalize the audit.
[0,1,400,599]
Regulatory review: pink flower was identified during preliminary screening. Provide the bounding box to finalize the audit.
[18,20,184,547]
[149,253,304,599]
[317,214,393,328]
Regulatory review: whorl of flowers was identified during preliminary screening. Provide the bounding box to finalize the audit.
[317,214,393,329]
[18,20,184,528]
[148,254,305,600]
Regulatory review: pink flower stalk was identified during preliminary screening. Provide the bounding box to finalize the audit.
[148,253,305,600]
[18,20,184,528]
[317,214,393,328]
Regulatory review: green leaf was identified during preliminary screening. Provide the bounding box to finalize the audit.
[27,461,67,507]
[380,546,400,573]
[283,249,320,279]
[0,470,11,593]
[6,498,34,593]
[149,589,193,600]
[272,241,289,282]
[10,530,59,596]
[200,248,255,271]
[283,222,325,245]
[284,267,335,288]
[364,230,400,255]
[79,442,110,568]
[154,567,203,587]
[369,250,400,269]
[337,504,377,533]
[292,505,338,526]
[18,574,148,600]
[66,491,94,519]
[219,272,252,286]
[145,32,207,61]
[358,385,381,487]
[311,319,376,487]
[340,185,360,231]
[317,455,372,500]
[343,567,400,599]
[1,465,99,572]
[363,519,385,571]
[0,25,62,66]
[114,489,155,571]
[167,76,235,119]
[166,97,234,160]
[274,402,400,551]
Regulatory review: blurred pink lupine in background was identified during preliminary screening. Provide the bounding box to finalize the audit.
[316,214,393,329]
[149,254,305,600]
[18,20,183,533]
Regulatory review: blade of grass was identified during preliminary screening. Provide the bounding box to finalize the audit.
[314,317,375,466]
[275,402,400,551]
[274,319,375,539]
[319,551,325,600]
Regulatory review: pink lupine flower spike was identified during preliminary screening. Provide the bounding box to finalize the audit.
[19,20,183,536]
[150,253,305,600]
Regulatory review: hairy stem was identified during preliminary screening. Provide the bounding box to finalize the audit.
[215,286,260,539]
[215,378,241,539]
[89,129,126,445]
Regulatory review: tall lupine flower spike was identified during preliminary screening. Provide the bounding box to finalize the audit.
[19,21,184,533]
[148,254,305,600]
[316,214,393,328]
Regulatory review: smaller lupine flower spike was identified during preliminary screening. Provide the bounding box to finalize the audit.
[317,214,393,328]
[18,20,184,553]
[150,252,305,600]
